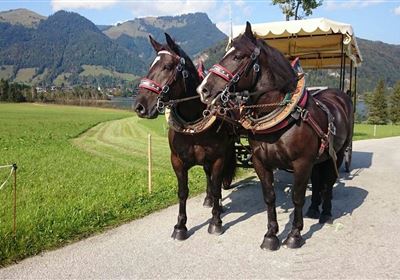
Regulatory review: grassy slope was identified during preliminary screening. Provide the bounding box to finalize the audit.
[79,65,138,81]
[0,103,205,266]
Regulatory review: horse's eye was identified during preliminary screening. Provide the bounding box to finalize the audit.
[163,64,173,70]
[233,55,242,61]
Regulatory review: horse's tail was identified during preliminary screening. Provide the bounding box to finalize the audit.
[222,143,237,190]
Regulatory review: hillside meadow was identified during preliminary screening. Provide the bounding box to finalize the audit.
[0,103,207,265]
[0,103,399,265]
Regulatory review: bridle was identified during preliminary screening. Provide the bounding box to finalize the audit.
[138,50,192,113]
[207,43,261,106]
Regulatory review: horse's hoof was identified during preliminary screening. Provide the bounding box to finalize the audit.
[203,197,213,208]
[260,236,280,251]
[306,207,320,219]
[208,223,223,235]
[171,227,188,241]
[222,182,233,190]
[319,214,333,224]
[283,235,304,249]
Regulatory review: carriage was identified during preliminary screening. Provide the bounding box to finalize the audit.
[231,18,363,171]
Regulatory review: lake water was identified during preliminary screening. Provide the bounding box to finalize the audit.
[110,97,134,110]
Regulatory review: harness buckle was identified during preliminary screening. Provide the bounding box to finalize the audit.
[232,74,240,83]
[251,47,260,60]
[300,108,309,120]
[218,107,227,116]
[156,98,165,113]
[253,63,260,73]
[221,88,230,103]
[203,109,211,118]
[162,85,169,94]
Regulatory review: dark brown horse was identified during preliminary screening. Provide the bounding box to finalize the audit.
[134,33,236,239]
[197,22,353,250]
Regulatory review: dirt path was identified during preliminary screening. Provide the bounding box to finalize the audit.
[1,137,399,279]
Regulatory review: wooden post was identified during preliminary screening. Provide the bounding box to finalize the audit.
[13,163,17,237]
[148,134,152,193]
[373,125,377,137]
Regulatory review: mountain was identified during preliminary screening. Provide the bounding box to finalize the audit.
[103,13,227,63]
[199,37,400,95]
[0,10,226,87]
[0,8,46,28]
[0,11,146,86]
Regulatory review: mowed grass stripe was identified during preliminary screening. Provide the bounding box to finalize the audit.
[0,103,206,266]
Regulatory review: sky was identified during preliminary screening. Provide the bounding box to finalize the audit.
[1,0,400,44]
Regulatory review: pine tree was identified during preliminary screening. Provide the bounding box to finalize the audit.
[389,81,400,124]
[367,80,388,125]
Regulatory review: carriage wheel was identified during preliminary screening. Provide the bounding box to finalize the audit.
[344,142,352,172]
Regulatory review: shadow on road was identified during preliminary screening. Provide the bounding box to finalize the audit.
[189,152,370,240]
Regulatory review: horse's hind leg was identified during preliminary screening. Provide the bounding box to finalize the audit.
[283,161,312,249]
[207,158,224,235]
[171,153,189,240]
[203,165,213,208]
[252,157,280,251]
[306,164,322,219]
[319,159,338,224]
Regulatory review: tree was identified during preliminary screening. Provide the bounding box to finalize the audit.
[366,80,388,125]
[389,81,400,124]
[272,0,323,21]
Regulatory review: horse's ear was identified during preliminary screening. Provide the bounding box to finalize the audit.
[165,33,180,54]
[149,35,162,52]
[244,21,256,43]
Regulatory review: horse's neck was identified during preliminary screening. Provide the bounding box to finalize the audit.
[175,74,205,122]
[255,90,284,105]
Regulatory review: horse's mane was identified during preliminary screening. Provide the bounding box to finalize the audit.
[256,39,298,94]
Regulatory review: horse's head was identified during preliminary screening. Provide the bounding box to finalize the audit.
[197,22,297,106]
[134,33,195,118]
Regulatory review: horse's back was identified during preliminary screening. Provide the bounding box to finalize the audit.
[313,88,353,149]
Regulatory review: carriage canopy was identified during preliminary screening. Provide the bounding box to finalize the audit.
[231,18,362,69]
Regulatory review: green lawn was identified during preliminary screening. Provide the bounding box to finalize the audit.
[353,124,400,140]
[0,103,206,266]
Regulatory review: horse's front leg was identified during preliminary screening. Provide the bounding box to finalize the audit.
[253,156,280,251]
[202,165,213,208]
[283,161,313,248]
[207,158,224,235]
[171,153,189,240]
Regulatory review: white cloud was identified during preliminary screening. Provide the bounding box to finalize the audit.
[51,0,118,11]
[325,0,387,10]
[394,5,400,15]
[126,0,217,17]
[216,21,231,35]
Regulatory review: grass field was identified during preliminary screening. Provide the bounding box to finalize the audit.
[80,65,138,81]
[0,103,399,266]
[353,124,400,140]
[0,103,207,266]
[14,68,36,83]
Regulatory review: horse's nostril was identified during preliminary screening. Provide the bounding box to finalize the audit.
[202,87,208,94]
[135,103,146,115]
